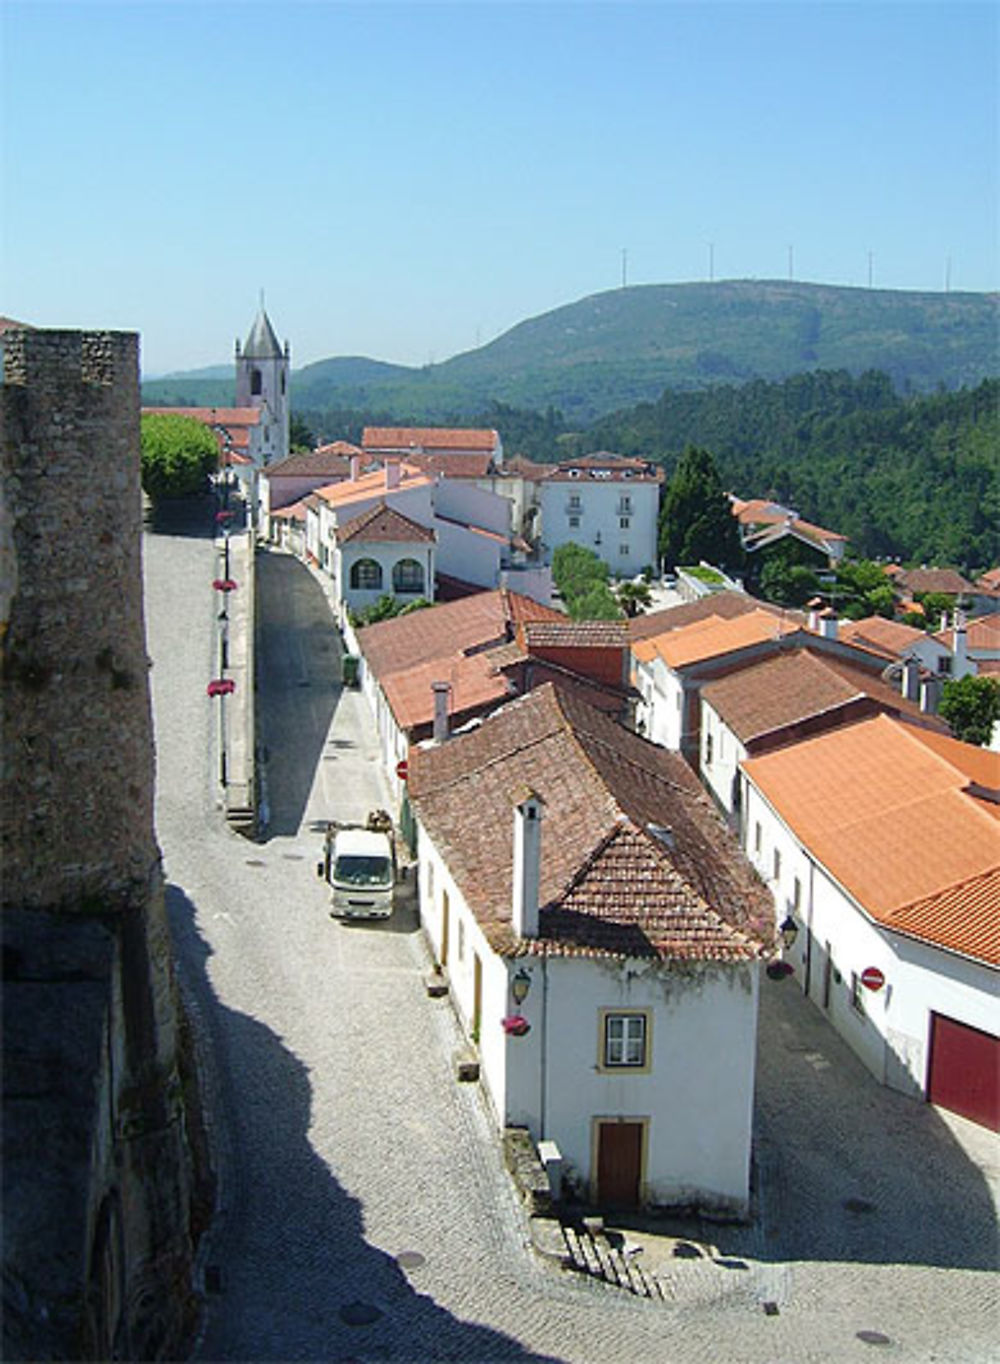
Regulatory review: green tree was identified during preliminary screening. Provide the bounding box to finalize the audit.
[938,675,1000,746]
[289,413,315,452]
[917,591,955,631]
[659,446,742,570]
[140,414,218,499]
[759,559,820,608]
[615,579,653,617]
[569,583,621,620]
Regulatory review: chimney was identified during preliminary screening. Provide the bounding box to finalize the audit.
[820,615,838,640]
[385,458,401,491]
[431,681,451,744]
[921,676,942,714]
[350,454,360,481]
[901,657,920,702]
[952,610,967,677]
[512,789,545,939]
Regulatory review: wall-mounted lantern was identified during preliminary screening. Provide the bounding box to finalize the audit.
[511,968,532,1006]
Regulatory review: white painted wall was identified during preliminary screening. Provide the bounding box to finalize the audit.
[415,822,759,1214]
[701,701,746,817]
[633,654,684,750]
[433,519,503,588]
[539,478,659,577]
[435,479,511,537]
[741,774,999,1100]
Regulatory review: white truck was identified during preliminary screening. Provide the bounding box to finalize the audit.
[317,810,396,920]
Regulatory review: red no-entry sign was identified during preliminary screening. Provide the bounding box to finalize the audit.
[861,966,885,992]
[395,760,409,781]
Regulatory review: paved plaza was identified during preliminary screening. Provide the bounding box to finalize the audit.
[143,525,998,1364]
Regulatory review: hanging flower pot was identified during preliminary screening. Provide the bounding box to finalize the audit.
[215,510,234,523]
[206,678,236,697]
[501,1014,531,1037]
[212,579,238,592]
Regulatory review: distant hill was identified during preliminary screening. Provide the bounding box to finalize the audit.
[142,280,999,422]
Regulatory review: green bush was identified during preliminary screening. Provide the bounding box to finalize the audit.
[140,414,219,499]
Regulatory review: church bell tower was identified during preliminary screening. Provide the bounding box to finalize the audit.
[235,300,289,465]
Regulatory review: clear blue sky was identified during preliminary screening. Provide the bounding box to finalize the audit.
[2,1,996,375]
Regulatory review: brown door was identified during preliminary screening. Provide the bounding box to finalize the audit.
[928,1014,999,1131]
[440,890,450,967]
[597,1121,643,1208]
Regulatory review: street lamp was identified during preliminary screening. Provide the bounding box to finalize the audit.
[511,968,532,1006]
[779,915,799,951]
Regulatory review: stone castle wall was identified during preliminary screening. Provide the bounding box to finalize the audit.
[1,329,200,1359]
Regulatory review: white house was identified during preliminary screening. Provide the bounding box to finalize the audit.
[408,683,773,1215]
[730,497,848,566]
[258,442,357,540]
[837,616,956,678]
[333,501,436,621]
[307,461,436,578]
[538,452,661,578]
[741,715,999,1131]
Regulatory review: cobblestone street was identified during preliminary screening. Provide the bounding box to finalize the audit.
[144,526,998,1364]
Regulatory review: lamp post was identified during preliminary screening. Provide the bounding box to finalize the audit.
[779,915,798,952]
[511,968,532,1006]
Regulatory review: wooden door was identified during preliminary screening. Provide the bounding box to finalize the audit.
[928,1014,999,1131]
[596,1121,643,1209]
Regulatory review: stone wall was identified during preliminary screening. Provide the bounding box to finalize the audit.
[1,329,200,1359]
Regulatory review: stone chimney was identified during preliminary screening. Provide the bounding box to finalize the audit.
[901,657,920,702]
[431,681,451,744]
[512,789,545,939]
[385,458,401,491]
[350,454,360,481]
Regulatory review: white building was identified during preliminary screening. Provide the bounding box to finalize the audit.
[408,683,773,1214]
[539,452,661,578]
[334,501,436,620]
[741,715,999,1131]
[234,304,290,466]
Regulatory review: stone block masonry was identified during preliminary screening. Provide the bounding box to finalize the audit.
[1,329,201,1359]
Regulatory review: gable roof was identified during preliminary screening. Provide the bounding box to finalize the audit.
[731,497,848,549]
[381,646,515,734]
[407,452,495,480]
[265,448,353,479]
[541,451,660,483]
[701,648,947,744]
[934,613,1000,651]
[743,715,1000,965]
[627,590,778,643]
[357,588,561,681]
[896,567,974,596]
[363,426,498,453]
[409,684,772,962]
[522,620,629,650]
[838,615,941,659]
[336,500,436,546]
[634,610,801,670]
[500,455,551,482]
[974,568,1000,594]
[313,461,433,510]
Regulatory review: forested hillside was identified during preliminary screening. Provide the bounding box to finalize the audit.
[583,372,999,570]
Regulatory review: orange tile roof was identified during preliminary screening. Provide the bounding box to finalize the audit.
[935,613,1000,650]
[357,588,561,680]
[363,426,498,452]
[407,452,494,479]
[627,590,789,643]
[313,461,432,509]
[743,715,1000,963]
[838,616,933,658]
[522,620,629,650]
[974,567,1000,593]
[267,448,352,478]
[639,610,800,670]
[409,684,772,961]
[381,648,514,732]
[313,440,362,457]
[896,567,974,596]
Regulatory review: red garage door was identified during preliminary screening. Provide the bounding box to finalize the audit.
[928,1014,999,1131]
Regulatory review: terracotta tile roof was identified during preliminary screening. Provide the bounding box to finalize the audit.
[0,316,33,332]
[934,613,1000,651]
[381,647,515,733]
[896,567,974,596]
[974,567,1000,593]
[363,426,498,453]
[628,590,780,643]
[702,648,947,743]
[271,499,307,523]
[409,684,772,961]
[266,449,353,478]
[142,406,260,455]
[889,867,1000,963]
[522,620,629,650]
[314,440,362,457]
[838,616,935,659]
[501,455,551,481]
[336,500,436,546]
[314,462,432,509]
[357,588,561,681]
[743,715,1000,963]
[407,452,495,479]
[541,452,660,483]
[638,610,801,670]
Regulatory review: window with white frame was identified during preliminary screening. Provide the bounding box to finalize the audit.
[620,517,631,529]
[569,515,580,528]
[350,558,382,590]
[392,557,424,593]
[602,1011,649,1069]
[619,543,630,558]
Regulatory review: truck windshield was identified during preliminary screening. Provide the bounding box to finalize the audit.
[333,855,392,888]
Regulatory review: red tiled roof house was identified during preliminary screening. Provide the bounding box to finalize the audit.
[408,684,774,1213]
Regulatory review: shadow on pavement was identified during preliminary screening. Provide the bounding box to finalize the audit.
[256,552,340,837]
[167,883,559,1363]
[143,494,222,539]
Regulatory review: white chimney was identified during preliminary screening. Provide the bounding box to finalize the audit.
[350,454,360,481]
[921,676,942,714]
[512,789,545,939]
[901,657,920,702]
[952,611,967,678]
[431,681,451,744]
[385,459,401,491]
[820,616,838,640]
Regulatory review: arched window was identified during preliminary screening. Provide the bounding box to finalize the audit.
[392,558,424,594]
[350,558,382,591]
[250,368,262,396]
